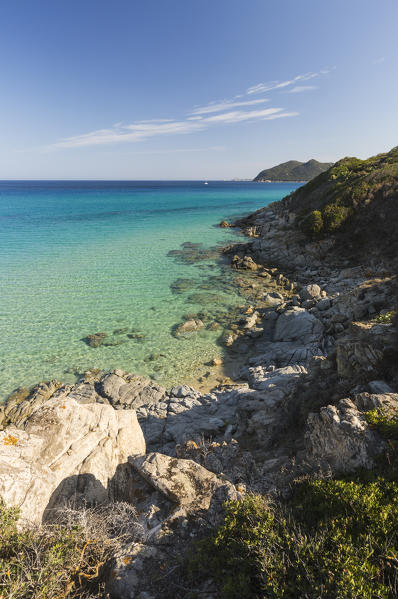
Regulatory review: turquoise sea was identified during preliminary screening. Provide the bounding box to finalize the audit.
[0,181,300,401]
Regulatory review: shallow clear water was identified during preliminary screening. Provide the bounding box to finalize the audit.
[0,181,300,400]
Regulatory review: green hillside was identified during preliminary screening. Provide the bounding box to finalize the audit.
[286,146,398,263]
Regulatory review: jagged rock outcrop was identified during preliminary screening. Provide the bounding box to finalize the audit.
[137,386,241,455]
[304,393,398,474]
[0,380,62,429]
[336,321,396,381]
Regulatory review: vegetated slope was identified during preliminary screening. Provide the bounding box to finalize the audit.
[285,146,398,264]
[190,412,398,599]
[253,159,333,182]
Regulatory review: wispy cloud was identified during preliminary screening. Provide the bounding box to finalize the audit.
[190,97,269,115]
[287,85,318,94]
[49,68,333,150]
[52,120,206,149]
[52,107,297,149]
[204,107,283,123]
[247,72,319,95]
[246,68,335,95]
[372,56,385,65]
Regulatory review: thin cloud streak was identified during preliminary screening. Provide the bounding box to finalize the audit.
[288,85,318,93]
[190,97,269,115]
[204,107,283,123]
[247,72,319,95]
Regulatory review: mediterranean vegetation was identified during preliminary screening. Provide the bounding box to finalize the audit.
[188,407,398,598]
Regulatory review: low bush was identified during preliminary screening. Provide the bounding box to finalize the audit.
[322,202,352,233]
[0,501,141,599]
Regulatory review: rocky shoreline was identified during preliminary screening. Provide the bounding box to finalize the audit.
[1,199,397,598]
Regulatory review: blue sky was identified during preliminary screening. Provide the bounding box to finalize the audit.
[0,0,397,179]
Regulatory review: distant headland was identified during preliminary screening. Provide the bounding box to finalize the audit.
[253,158,333,182]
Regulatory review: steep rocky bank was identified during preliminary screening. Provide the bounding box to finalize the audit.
[1,169,398,597]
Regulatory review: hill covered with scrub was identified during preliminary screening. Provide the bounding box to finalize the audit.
[286,146,398,263]
[253,158,333,182]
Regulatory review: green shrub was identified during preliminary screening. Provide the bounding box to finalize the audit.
[366,407,398,443]
[188,410,398,598]
[374,310,397,325]
[322,202,351,233]
[300,209,324,238]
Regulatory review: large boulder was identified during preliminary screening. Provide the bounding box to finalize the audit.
[109,453,241,598]
[274,307,324,344]
[299,284,321,301]
[0,397,145,523]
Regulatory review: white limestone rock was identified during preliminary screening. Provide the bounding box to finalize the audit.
[0,397,145,523]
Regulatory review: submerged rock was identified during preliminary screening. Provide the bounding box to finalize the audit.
[187,292,224,305]
[174,318,204,337]
[113,327,129,335]
[84,332,108,348]
[170,277,196,294]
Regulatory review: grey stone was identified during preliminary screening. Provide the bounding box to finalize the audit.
[131,452,238,508]
[274,307,324,344]
[304,394,395,474]
[368,380,394,394]
[299,284,321,301]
